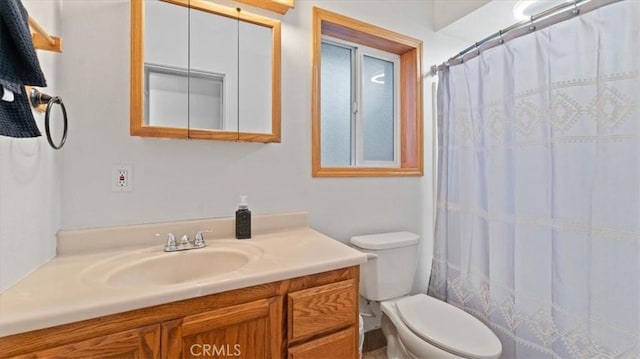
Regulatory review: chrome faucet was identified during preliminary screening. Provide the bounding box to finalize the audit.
[161,230,211,252]
[164,233,178,251]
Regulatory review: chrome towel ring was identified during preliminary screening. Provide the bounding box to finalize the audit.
[28,87,68,150]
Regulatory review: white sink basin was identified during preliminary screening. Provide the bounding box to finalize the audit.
[82,240,263,288]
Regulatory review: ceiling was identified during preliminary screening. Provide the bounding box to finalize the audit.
[432,0,492,31]
[436,0,521,44]
[436,0,573,44]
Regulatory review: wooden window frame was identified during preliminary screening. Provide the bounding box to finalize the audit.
[312,7,424,177]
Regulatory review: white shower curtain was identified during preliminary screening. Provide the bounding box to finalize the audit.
[429,1,639,358]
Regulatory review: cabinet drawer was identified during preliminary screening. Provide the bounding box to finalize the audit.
[287,327,357,359]
[287,279,356,342]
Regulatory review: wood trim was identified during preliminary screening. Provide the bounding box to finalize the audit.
[235,0,295,14]
[31,34,63,53]
[314,8,421,54]
[313,167,423,178]
[165,0,281,27]
[130,0,144,137]
[271,296,285,359]
[136,126,188,139]
[29,16,63,53]
[239,132,281,143]
[400,48,424,173]
[270,19,282,142]
[160,319,183,359]
[130,0,281,143]
[311,7,424,178]
[187,129,239,141]
[185,130,281,143]
[311,8,323,178]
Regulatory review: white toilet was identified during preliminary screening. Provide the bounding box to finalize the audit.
[350,232,502,359]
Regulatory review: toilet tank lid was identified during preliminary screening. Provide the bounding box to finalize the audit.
[350,232,419,250]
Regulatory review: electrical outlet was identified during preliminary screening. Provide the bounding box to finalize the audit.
[112,164,133,192]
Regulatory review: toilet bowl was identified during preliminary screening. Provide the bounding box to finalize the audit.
[350,232,502,359]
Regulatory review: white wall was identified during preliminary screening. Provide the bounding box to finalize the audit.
[0,1,63,293]
[58,1,465,294]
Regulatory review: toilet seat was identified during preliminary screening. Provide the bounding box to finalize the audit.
[395,294,502,359]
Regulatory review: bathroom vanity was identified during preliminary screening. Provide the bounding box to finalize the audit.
[0,213,366,359]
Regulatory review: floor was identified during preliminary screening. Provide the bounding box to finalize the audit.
[363,347,387,359]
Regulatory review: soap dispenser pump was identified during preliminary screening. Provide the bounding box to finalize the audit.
[235,195,251,239]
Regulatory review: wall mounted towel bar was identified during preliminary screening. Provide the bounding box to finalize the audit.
[28,87,68,150]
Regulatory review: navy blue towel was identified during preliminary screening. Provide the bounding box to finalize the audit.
[0,0,48,138]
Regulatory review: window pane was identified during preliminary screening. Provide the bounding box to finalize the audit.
[362,55,395,162]
[321,42,352,167]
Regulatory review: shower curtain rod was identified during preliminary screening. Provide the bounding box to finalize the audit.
[431,0,621,75]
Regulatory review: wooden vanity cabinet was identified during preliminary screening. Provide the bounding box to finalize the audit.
[9,324,161,359]
[0,266,359,359]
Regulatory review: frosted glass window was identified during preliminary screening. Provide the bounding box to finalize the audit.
[362,55,395,162]
[321,42,353,167]
[320,38,400,168]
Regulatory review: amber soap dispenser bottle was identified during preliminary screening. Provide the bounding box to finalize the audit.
[235,195,251,239]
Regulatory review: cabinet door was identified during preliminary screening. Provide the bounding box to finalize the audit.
[162,296,283,359]
[13,324,160,359]
[287,327,357,359]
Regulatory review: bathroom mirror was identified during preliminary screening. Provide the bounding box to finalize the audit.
[130,0,281,142]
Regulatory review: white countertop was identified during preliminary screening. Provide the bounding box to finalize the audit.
[0,214,367,337]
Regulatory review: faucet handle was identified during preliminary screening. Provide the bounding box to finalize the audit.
[194,229,213,247]
[159,233,177,251]
[179,234,190,246]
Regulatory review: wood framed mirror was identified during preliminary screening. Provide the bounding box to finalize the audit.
[131,0,281,142]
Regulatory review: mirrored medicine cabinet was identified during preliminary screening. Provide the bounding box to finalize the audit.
[130,0,281,142]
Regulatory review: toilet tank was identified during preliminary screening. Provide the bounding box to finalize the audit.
[350,232,419,301]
